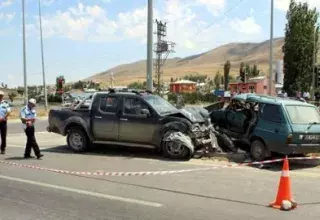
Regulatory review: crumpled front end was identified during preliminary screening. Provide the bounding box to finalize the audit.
[189,118,221,152]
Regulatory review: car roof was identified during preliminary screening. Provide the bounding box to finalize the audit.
[233,93,314,106]
[92,91,155,97]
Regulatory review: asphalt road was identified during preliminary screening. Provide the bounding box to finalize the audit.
[2,127,320,219]
[7,119,48,134]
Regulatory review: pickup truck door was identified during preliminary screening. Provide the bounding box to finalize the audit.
[118,97,158,145]
[91,95,119,141]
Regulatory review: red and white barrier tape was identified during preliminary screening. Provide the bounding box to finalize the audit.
[0,160,220,176]
[240,156,320,167]
[1,156,320,177]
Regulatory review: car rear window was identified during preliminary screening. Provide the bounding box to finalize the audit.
[285,105,320,124]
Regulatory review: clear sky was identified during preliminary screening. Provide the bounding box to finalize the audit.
[0,0,319,87]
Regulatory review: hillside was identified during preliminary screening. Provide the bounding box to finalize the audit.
[87,38,286,85]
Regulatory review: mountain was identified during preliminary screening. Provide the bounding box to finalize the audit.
[87,38,285,85]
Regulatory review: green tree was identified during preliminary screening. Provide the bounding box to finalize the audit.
[27,86,40,98]
[251,64,260,77]
[239,62,245,82]
[127,81,146,90]
[245,63,251,76]
[214,71,222,90]
[72,80,85,90]
[223,60,231,91]
[283,0,319,95]
[183,73,207,83]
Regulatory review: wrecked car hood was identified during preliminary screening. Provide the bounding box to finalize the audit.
[178,106,210,123]
[204,101,225,113]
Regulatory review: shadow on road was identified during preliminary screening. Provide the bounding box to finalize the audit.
[41,144,186,162]
[4,156,26,161]
[41,145,320,170]
[253,160,320,172]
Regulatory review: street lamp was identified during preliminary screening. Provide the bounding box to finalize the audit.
[38,0,48,110]
[22,0,28,104]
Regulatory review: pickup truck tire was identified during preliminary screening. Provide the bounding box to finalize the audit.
[161,131,191,160]
[67,127,89,153]
[250,139,267,161]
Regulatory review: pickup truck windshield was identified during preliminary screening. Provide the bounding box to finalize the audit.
[285,105,320,124]
[143,95,178,114]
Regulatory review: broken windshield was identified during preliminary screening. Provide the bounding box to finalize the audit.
[285,105,320,124]
[143,95,178,114]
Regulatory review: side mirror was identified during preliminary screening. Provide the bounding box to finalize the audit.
[141,108,150,117]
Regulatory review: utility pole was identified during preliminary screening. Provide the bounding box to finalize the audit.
[38,0,48,110]
[22,0,28,104]
[311,27,317,100]
[146,0,153,91]
[268,0,274,96]
[154,20,175,95]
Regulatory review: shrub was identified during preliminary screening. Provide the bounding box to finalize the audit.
[47,94,62,103]
[167,92,218,104]
[168,93,177,103]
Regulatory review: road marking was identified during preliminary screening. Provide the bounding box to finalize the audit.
[7,144,24,148]
[8,132,52,136]
[7,144,59,149]
[0,174,163,208]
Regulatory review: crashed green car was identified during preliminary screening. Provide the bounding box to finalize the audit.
[208,93,320,161]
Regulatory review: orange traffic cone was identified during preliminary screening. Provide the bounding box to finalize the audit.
[269,156,297,210]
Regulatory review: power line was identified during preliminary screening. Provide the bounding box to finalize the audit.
[194,0,248,37]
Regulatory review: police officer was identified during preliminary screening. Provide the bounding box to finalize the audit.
[20,98,43,159]
[0,90,11,154]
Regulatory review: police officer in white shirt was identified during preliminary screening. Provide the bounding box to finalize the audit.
[20,98,43,159]
[0,90,11,154]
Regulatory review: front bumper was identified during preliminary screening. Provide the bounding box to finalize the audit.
[191,123,212,147]
[193,127,218,150]
[46,125,61,134]
[288,143,320,154]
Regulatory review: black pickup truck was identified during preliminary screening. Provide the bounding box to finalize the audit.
[47,90,215,159]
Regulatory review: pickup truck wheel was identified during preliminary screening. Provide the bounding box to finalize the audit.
[162,131,191,160]
[250,139,267,161]
[67,128,88,152]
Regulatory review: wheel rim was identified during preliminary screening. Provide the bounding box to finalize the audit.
[252,142,263,158]
[70,132,83,149]
[165,142,185,156]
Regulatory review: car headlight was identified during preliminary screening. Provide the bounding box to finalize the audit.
[206,118,211,126]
